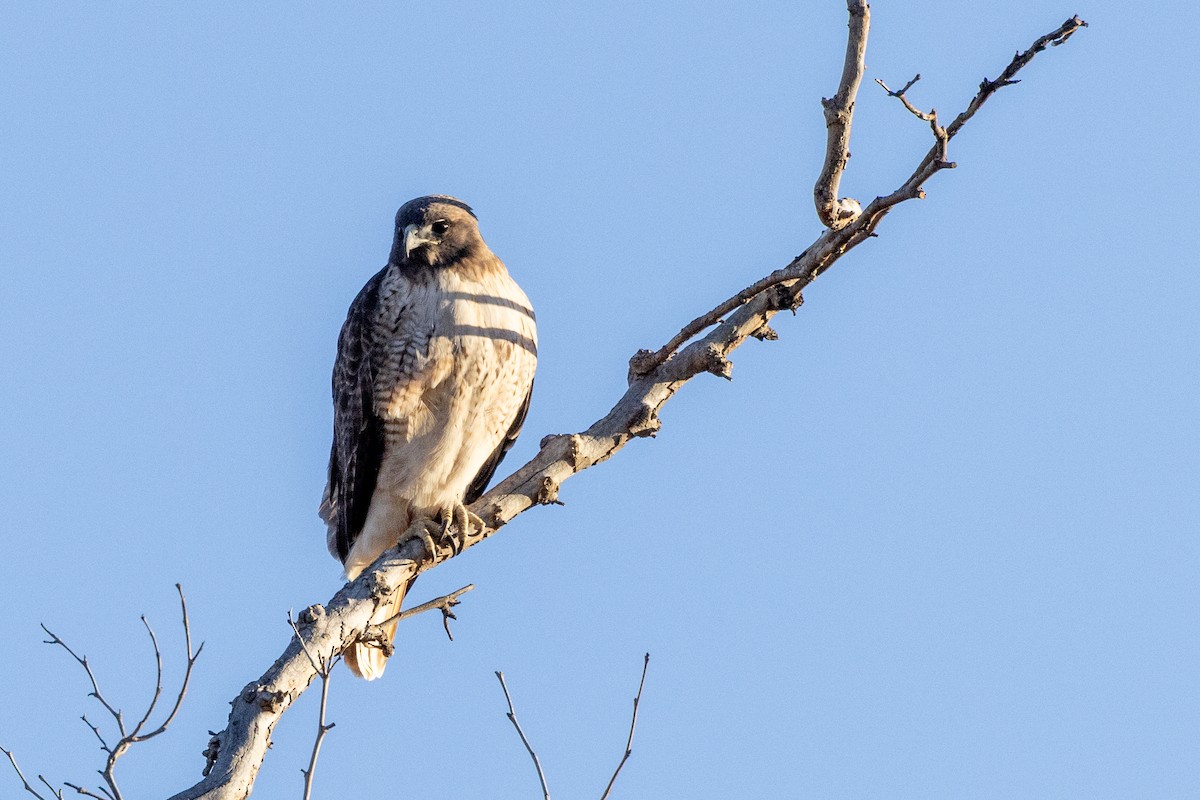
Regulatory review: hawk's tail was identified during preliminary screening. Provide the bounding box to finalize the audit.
[344,577,412,680]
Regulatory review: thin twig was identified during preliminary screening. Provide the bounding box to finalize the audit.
[127,616,164,740]
[62,781,108,800]
[302,663,335,800]
[288,614,339,800]
[129,584,203,743]
[34,586,204,800]
[1,747,50,800]
[495,672,551,800]
[875,74,933,121]
[287,613,326,680]
[946,15,1086,140]
[377,583,475,641]
[80,716,111,754]
[875,75,950,166]
[600,654,651,800]
[628,265,806,380]
[36,775,65,799]
[41,626,126,737]
[896,15,1088,190]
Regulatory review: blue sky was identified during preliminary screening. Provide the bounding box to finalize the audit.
[1,2,1196,798]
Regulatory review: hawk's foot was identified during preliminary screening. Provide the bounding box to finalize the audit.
[435,503,485,555]
[400,516,443,564]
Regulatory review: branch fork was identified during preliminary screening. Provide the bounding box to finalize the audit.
[875,74,953,168]
[4,586,201,800]
[813,0,871,230]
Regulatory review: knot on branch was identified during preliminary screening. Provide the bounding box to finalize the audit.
[539,432,587,471]
[820,198,862,230]
[820,97,854,126]
[535,476,564,506]
[243,686,287,713]
[979,76,1019,93]
[751,321,779,341]
[479,500,506,529]
[767,284,804,314]
[201,732,221,777]
[628,406,662,439]
[356,626,396,658]
[367,571,399,597]
[297,604,326,625]
[627,349,658,382]
[700,344,733,380]
[1057,16,1088,43]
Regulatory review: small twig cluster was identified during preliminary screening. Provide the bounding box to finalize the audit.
[1,585,201,800]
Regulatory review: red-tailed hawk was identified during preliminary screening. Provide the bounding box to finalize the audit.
[320,196,537,679]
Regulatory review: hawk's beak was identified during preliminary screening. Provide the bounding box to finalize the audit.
[403,224,437,259]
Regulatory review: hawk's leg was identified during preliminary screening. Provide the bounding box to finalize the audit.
[435,503,485,555]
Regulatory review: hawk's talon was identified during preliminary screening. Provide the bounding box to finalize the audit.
[400,516,443,563]
[434,503,484,555]
[420,529,439,562]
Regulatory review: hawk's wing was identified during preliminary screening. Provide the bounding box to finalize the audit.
[464,380,534,505]
[320,268,387,563]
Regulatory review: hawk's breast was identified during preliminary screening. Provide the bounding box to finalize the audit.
[371,265,537,512]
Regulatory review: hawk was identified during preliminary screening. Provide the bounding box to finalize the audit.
[319,196,537,679]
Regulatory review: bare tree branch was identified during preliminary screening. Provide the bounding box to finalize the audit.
[80,716,111,755]
[379,583,474,640]
[599,654,650,800]
[162,12,1087,800]
[37,775,65,800]
[875,74,950,167]
[629,15,1086,381]
[20,586,204,800]
[40,626,127,740]
[495,672,552,800]
[813,0,870,229]
[301,666,334,800]
[62,782,108,800]
[127,585,203,744]
[1,747,52,800]
[127,616,164,740]
[946,15,1087,140]
[875,74,929,121]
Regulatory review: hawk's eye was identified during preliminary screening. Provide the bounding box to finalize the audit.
[430,220,450,236]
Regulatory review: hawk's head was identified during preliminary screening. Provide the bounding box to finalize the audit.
[389,195,485,271]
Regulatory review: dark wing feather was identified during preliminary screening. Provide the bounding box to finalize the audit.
[464,380,534,505]
[320,268,387,563]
